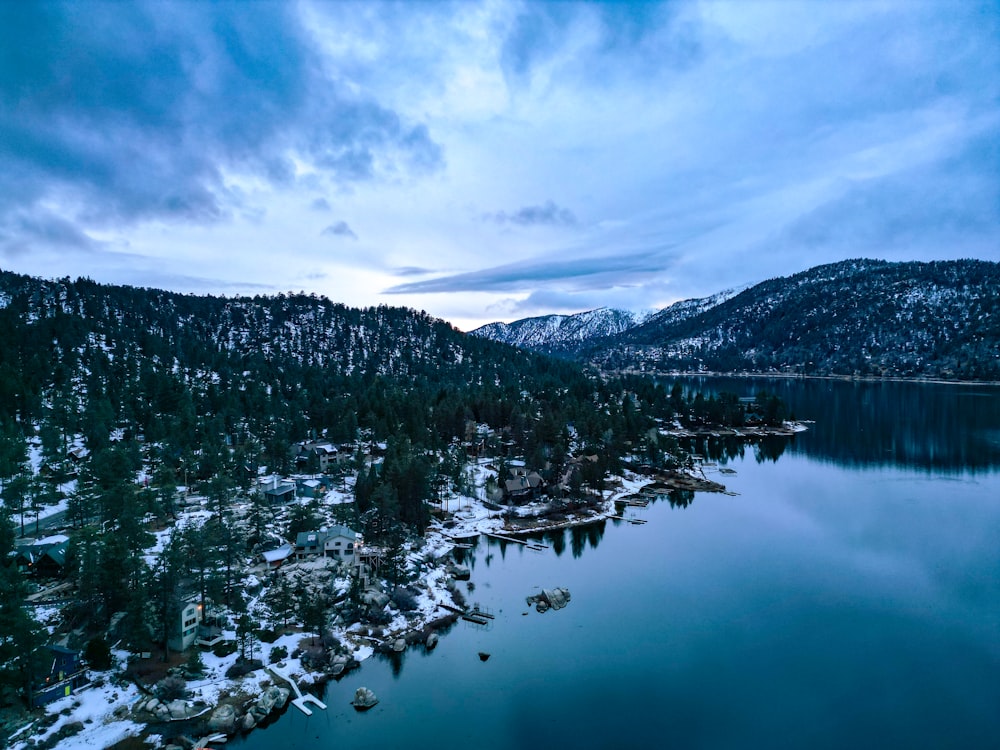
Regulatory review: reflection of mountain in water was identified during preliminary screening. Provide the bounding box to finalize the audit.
[674,376,1000,472]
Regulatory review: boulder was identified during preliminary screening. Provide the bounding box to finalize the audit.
[168,699,188,719]
[526,587,571,613]
[330,655,349,675]
[240,712,257,732]
[207,703,237,734]
[543,587,571,610]
[256,690,276,715]
[271,686,290,709]
[351,686,378,710]
[362,591,390,608]
[425,632,439,650]
[392,638,406,653]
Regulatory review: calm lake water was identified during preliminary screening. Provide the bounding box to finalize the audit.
[237,378,1000,749]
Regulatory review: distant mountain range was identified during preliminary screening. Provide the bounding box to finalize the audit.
[471,259,1000,381]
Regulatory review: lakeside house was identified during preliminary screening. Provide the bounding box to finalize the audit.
[169,596,203,652]
[294,525,362,564]
[30,645,88,707]
[504,468,545,503]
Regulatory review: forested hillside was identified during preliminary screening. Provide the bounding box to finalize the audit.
[596,259,1000,379]
[475,260,1000,381]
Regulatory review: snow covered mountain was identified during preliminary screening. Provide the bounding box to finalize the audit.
[594,259,1000,380]
[470,307,649,353]
[469,288,742,355]
[472,259,1000,381]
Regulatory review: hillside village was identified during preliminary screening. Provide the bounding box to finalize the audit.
[0,271,803,749]
[3,422,767,750]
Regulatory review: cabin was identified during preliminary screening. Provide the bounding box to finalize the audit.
[15,536,70,578]
[30,645,88,707]
[503,469,545,503]
[261,543,294,570]
[260,476,296,505]
[295,475,335,499]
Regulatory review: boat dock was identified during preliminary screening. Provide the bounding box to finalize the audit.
[486,532,548,551]
[267,666,326,716]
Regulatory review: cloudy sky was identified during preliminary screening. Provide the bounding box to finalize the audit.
[1,1,997,330]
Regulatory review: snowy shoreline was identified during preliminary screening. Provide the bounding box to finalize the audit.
[9,451,755,750]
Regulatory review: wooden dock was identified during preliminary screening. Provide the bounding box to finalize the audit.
[608,515,647,525]
[487,532,548,551]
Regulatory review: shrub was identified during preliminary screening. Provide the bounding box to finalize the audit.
[390,586,419,612]
[257,628,278,644]
[212,641,238,658]
[225,658,263,679]
[185,649,206,677]
[269,645,288,663]
[157,675,187,701]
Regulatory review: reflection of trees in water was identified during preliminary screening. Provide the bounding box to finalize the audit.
[754,437,789,463]
[375,649,405,678]
[546,529,566,557]
[667,489,694,508]
[569,520,606,558]
[673,376,1000,472]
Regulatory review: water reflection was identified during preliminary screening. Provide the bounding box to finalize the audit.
[668,489,694,508]
[673,376,1000,472]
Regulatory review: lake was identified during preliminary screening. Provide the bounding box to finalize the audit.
[237,377,1000,749]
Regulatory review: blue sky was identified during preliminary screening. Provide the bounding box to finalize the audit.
[1,1,997,330]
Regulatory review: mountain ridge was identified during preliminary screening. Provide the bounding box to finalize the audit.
[473,259,1000,381]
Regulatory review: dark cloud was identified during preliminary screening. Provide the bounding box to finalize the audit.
[321,221,358,240]
[488,200,578,227]
[392,266,435,277]
[385,248,674,295]
[0,1,441,253]
[310,198,332,212]
[0,210,102,257]
[778,132,1000,254]
[500,2,700,87]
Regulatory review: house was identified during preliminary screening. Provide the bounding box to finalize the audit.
[294,526,362,563]
[321,525,361,562]
[194,606,227,649]
[30,645,88,707]
[261,543,294,570]
[295,475,335,499]
[503,469,545,503]
[295,441,348,473]
[169,596,203,652]
[260,476,296,505]
[15,535,69,578]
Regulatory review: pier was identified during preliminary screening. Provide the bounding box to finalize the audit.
[486,532,549,551]
[267,666,326,716]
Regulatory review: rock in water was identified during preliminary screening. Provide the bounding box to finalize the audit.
[426,632,439,650]
[478,651,490,662]
[207,703,237,734]
[393,637,406,652]
[544,587,571,610]
[352,686,378,710]
[526,587,571,613]
[241,712,257,732]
